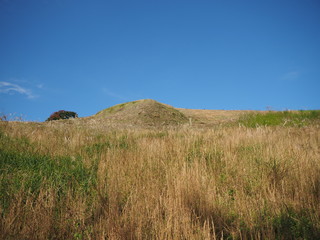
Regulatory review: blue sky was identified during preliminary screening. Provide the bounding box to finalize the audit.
[1,0,319,121]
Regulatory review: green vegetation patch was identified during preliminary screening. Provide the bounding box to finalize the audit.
[239,110,320,127]
[272,207,320,239]
[0,131,97,213]
[85,134,131,156]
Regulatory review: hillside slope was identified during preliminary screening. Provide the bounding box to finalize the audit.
[178,108,255,126]
[93,99,189,126]
[48,99,258,128]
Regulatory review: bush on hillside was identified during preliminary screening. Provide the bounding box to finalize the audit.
[46,110,78,121]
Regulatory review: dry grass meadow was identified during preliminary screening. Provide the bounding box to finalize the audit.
[1,107,320,239]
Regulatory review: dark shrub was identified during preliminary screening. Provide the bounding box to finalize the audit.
[46,110,78,121]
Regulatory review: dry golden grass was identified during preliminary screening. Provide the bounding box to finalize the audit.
[1,119,320,239]
[177,108,257,126]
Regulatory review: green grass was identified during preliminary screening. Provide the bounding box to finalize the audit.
[0,131,97,214]
[85,134,131,156]
[239,110,320,127]
[272,207,318,240]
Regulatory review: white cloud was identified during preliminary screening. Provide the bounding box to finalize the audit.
[0,81,36,99]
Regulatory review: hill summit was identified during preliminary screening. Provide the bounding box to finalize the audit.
[94,99,189,126]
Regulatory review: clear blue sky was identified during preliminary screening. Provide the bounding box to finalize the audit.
[1,0,319,121]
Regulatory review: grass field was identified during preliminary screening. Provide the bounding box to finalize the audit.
[1,110,320,239]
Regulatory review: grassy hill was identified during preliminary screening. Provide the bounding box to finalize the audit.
[93,99,189,127]
[1,102,320,239]
[76,99,259,128]
[81,99,319,128]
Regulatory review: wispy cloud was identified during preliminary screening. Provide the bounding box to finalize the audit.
[0,81,36,99]
[102,88,127,101]
[282,71,300,81]
[36,84,44,89]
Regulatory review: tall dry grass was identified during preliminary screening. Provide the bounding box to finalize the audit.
[1,120,320,239]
